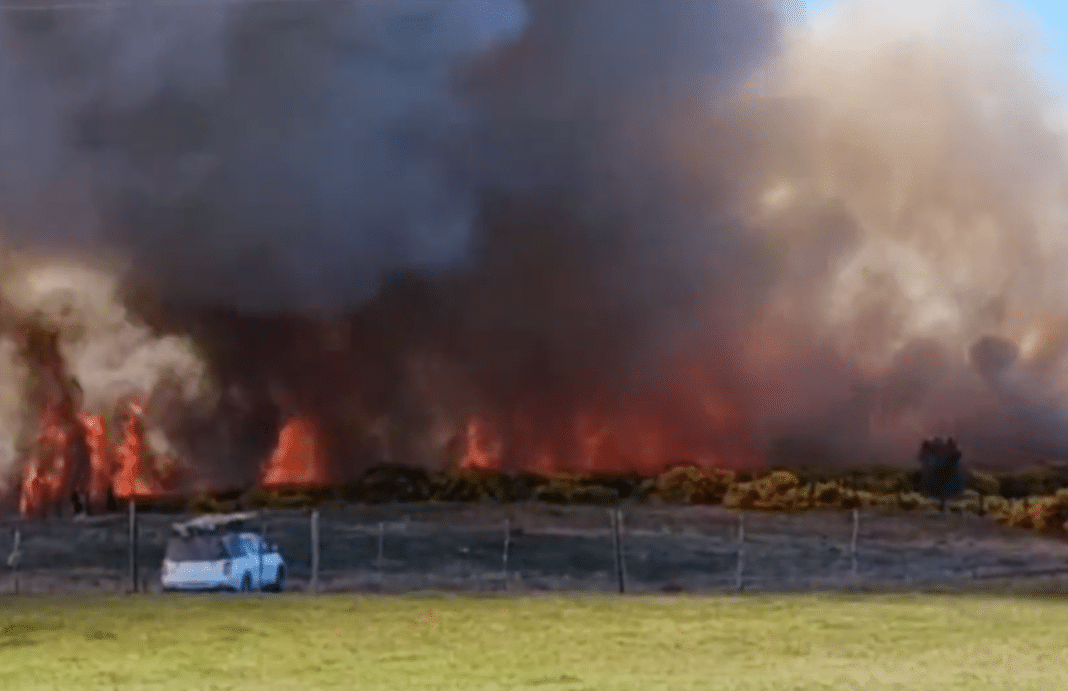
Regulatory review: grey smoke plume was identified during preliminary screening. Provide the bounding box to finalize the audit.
[0,0,1067,483]
[0,0,535,309]
[0,256,214,488]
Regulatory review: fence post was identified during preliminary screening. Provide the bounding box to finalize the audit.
[258,511,265,589]
[850,507,860,582]
[735,512,745,592]
[8,524,21,595]
[610,508,626,594]
[310,509,320,594]
[502,517,511,591]
[376,522,385,567]
[128,500,139,594]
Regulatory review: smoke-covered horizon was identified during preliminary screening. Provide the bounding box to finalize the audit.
[1,0,1067,489]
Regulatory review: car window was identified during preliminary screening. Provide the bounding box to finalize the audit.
[166,536,228,562]
[223,534,247,558]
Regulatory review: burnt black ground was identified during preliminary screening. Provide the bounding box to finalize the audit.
[1,502,1067,595]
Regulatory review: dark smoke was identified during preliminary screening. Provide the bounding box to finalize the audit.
[0,0,1067,487]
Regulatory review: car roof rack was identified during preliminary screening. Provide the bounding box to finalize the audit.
[172,511,260,537]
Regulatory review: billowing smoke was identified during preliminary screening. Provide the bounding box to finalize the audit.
[0,255,214,488]
[0,0,1066,487]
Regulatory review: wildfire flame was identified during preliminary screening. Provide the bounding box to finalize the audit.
[259,416,330,488]
[15,324,180,517]
[112,402,164,501]
[453,361,761,475]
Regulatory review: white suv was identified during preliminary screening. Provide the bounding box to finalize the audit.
[161,515,287,592]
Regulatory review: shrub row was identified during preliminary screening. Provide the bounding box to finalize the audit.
[171,463,1068,535]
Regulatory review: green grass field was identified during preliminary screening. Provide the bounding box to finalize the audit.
[1,592,1067,690]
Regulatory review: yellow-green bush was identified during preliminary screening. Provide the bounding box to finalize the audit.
[755,470,801,501]
[812,482,843,508]
[722,481,760,510]
[1019,490,1068,533]
[984,495,1010,518]
[653,466,727,504]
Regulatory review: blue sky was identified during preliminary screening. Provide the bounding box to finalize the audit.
[805,0,1068,89]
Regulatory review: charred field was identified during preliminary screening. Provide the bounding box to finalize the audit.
[7,464,1068,596]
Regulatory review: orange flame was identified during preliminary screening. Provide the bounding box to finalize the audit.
[454,373,761,476]
[81,413,112,511]
[460,418,502,471]
[18,395,85,518]
[113,402,163,501]
[18,462,49,518]
[260,416,331,488]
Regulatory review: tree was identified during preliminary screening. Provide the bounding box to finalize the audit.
[917,437,967,510]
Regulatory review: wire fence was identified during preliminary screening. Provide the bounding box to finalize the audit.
[2,502,1068,595]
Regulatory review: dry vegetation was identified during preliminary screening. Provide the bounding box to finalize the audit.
[162,463,1068,539]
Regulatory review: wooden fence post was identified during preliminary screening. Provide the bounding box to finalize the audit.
[850,507,860,581]
[376,522,385,567]
[735,512,745,592]
[8,525,21,595]
[310,509,320,594]
[128,501,139,594]
[502,518,511,591]
[610,508,626,594]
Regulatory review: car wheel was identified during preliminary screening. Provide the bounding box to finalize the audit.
[272,567,286,593]
[240,573,252,592]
